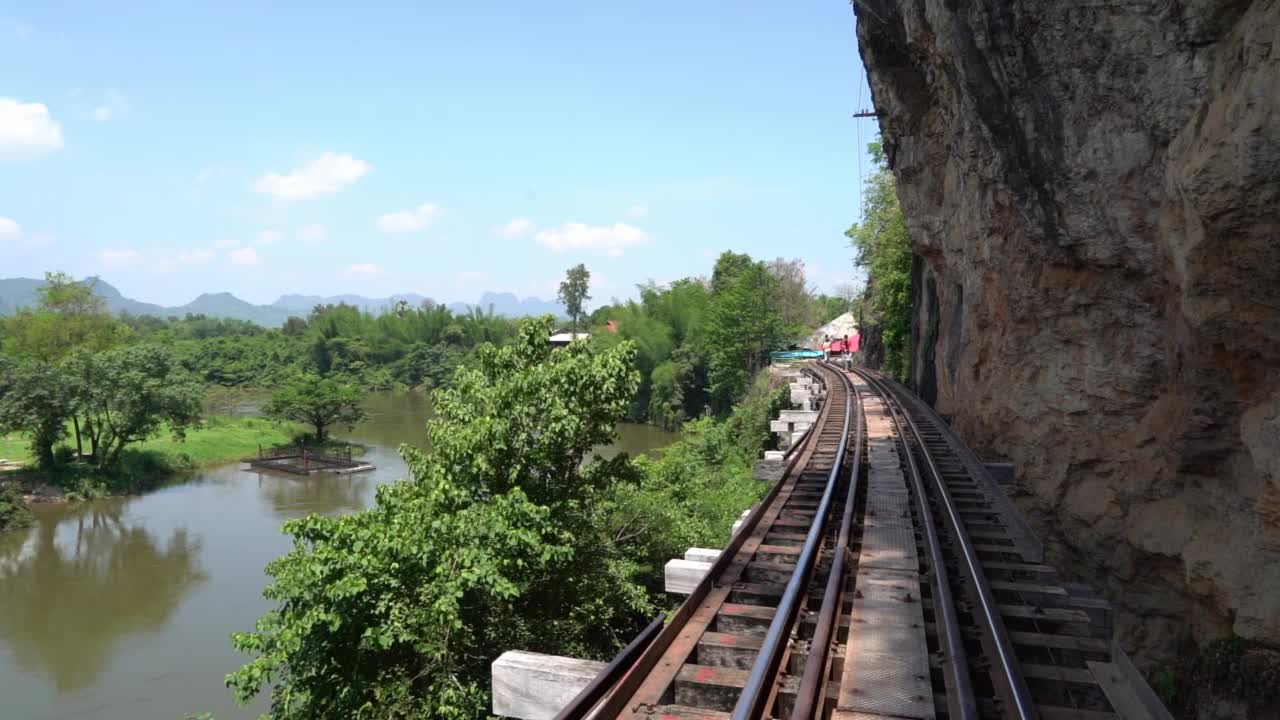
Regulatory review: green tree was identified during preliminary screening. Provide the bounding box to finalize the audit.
[263,375,368,443]
[282,316,308,337]
[2,272,123,362]
[0,356,74,468]
[71,345,205,472]
[557,263,591,335]
[847,140,913,380]
[228,317,647,719]
[701,253,787,412]
[3,272,126,458]
[767,258,815,332]
[398,342,461,388]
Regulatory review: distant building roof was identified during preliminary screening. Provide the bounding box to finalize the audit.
[549,332,590,345]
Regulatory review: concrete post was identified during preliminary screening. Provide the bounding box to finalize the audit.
[491,651,607,720]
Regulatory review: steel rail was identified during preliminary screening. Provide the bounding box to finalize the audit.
[551,614,665,720]
[587,365,834,720]
[852,366,978,720]
[730,363,854,720]
[857,368,1037,720]
[788,364,863,720]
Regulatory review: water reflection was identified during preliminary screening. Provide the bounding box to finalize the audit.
[0,392,677,719]
[252,471,373,518]
[0,502,207,692]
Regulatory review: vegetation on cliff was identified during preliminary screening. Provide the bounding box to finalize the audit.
[847,140,913,381]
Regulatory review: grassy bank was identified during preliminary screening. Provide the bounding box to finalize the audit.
[0,416,299,504]
[133,416,297,468]
[0,434,28,465]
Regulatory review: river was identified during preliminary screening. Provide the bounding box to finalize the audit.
[0,393,678,720]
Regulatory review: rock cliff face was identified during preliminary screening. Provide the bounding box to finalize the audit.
[853,0,1280,674]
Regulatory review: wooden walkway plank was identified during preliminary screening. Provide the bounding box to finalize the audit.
[836,384,934,720]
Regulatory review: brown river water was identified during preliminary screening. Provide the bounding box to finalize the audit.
[0,392,678,720]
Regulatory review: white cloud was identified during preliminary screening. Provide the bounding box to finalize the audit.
[229,247,261,266]
[91,246,223,274]
[93,106,111,122]
[590,273,610,290]
[534,222,649,255]
[151,247,217,273]
[0,218,54,248]
[496,218,534,238]
[628,205,648,219]
[257,229,282,246]
[253,152,372,199]
[346,263,383,275]
[214,238,240,250]
[377,202,440,233]
[0,97,64,159]
[98,248,141,268]
[298,223,326,243]
[0,216,20,239]
[177,249,214,264]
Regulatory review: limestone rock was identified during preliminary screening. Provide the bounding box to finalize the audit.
[853,0,1280,675]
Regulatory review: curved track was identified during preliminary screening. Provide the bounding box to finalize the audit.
[559,362,1139,720]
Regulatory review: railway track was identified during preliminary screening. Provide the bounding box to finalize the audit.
[555,362,1155,720]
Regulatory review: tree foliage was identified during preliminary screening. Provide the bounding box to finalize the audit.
[263,375,368,443]
[3,272,125,362]
[0,482,31,531]
[612,372,787,576]
[228,316,649,719]
[848,140,913,380]
[557,263,591,335]
[0,356,73,468]
[68,345,206,471]
[702,252,787,412]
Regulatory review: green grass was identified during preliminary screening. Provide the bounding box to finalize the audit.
[2,417,298,471]
[134,416,297,468]
[2,416,303,499]
[0,433,30,465]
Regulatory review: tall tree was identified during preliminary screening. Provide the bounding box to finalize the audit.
[557,263,591,336]
[701,253,786,413]
[3,272,125,458]
[263,374,368,443]
[767,258,814,331]
[3,272,122,362]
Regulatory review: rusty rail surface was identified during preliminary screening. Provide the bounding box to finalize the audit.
[575,362,1136,720]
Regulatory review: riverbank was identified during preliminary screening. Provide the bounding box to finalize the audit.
[0,416,300,514]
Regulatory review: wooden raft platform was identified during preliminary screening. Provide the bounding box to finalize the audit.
[243,444,374,475]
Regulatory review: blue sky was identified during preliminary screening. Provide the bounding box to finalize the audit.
[0,2,876,307]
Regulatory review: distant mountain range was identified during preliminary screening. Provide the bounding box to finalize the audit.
[0,277,563,327]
